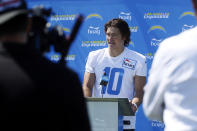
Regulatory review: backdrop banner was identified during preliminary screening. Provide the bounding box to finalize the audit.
[26,0,197,131]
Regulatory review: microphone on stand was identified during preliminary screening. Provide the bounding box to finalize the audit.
[100,72,109,98]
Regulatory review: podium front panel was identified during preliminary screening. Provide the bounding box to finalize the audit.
[87,101,119,131]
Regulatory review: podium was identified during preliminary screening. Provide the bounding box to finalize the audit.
[86,98,134,131]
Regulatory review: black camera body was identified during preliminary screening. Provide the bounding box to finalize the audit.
[28,6,66,53]
[28,6,83,63]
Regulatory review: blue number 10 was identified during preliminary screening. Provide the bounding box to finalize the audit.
[103,67,124,95]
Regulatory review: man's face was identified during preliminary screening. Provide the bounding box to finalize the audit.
[105,27,125,48]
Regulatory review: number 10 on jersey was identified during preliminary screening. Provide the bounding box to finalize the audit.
[102,67,124,95]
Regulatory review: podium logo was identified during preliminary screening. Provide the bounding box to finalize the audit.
[179,11,195,19]
[88,26,101,35]
[151,38,162,47]
[86,14,103,20]
[148,25,166,33]
[119,12,132,21]
[182,24,194,32]
[144,12,169,19]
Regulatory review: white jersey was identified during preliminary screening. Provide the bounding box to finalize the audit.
[85,47,147,100]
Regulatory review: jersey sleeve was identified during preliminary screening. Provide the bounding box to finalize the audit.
[85,51,97,73]
[136,56,147,76]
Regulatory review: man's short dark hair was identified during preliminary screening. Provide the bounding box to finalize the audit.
[104,18,131,47]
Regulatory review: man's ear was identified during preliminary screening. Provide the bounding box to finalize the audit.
[121,35,126,41]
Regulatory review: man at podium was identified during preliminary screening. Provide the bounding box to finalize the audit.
[83,18,147,131]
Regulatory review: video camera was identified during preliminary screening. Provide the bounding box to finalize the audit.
[27,6,83,64]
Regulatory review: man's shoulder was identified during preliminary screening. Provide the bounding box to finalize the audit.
[125,48,146,61]
[90,48,106,54]
[88,48,107,58]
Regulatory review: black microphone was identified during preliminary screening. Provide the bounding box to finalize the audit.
[100,72,109,97]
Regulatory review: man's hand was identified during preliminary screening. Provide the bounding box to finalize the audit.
[131,103,138,114]
[129,100,138,114]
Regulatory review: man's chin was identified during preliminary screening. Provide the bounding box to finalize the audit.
[107,44,116,48]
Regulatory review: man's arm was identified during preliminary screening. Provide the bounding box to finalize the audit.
[83,72,96,97]
[130,75,146,113]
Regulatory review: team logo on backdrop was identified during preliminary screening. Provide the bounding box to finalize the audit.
[50,54,76,61]
[122,58,136,70]
[179,11,195,19]
[86,14,103,20]
[182,24,194,32]
[129,41,135,47]
[50,54,60,61]
[50,14,76,21]
[129,26,138,32]
[119,12,132,21]
[144,12,169,19]
[144,53,155,60]
[151,38,162,47]
[148,25,166,33]
[88,26,101,35]
[81,40,107,47]
[63,27,70,33]
[65,55,76,61]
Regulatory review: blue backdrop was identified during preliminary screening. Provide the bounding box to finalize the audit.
[26,0,197,131]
